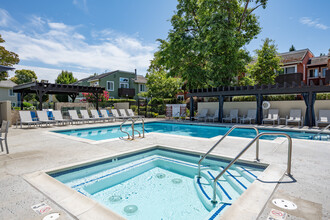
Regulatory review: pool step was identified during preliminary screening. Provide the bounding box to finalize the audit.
[193,173,219,211]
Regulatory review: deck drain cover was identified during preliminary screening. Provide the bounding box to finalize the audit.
[43,213,60,220]
[171,178,182,184]
[272,199,297,210]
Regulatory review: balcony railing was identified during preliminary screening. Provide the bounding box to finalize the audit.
[275,72,303,84]
[118,88,135,98]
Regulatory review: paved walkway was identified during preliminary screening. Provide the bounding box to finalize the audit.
[0,120,329,219]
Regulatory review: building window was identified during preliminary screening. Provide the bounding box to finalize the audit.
[139,84,146,92]
[284,66,296,74]
[107,81,114,91]
[309,69,318,78]
[8,89,14,97]
[119,77,129,88]
[321,68,328,77]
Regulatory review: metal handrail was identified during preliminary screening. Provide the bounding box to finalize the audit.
[131,117,145,139]
[198,125,260,178]
[120,118,132,139]
[210,132,292,203]
[312,124,330,139]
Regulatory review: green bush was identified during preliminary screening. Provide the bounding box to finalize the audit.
[316,93,330,100]
[232,96,256,101]
[131,105,138,112]
[23,102,33,108]
[157,115,166,118]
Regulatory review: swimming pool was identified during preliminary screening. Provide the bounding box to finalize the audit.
[49,148,266,219]
[54,122,325,141]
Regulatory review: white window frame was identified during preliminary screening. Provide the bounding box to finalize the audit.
[139,84,146,92]
[119,77,129,88]
[308,68,319,79]
[8,89,15,97]
[321,67,328,77]
[107,81,114,91]
[282,65,297,74]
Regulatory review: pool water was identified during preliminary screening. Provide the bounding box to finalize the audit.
[50,149,265,220]
[54,122,320,141]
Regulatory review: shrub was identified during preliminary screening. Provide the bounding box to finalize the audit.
[23,102,33,108]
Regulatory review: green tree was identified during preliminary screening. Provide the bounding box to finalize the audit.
[139,69,183,99]
[0,34,20,80]
[10,69,37,84]
[151,0,267,89]
[289,45,296,52]
[55,70,78,102]
[247,38,281,85]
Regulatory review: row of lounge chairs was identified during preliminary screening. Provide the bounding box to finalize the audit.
[16,109,142,128]
[193,108,330,127]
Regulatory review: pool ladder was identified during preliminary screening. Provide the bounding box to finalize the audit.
[312,124,330,140]
[120,117,145,140]
[197,125,293,204]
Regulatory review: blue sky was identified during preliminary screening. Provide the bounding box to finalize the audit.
[0,0,329,82]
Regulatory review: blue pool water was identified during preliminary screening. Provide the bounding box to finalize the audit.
[54,122,320,141]
[49,148,266,219]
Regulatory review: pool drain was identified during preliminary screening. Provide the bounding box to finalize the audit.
[124,205,138,215]
[156,173,166,179]
[171,178,182,184]
[109,195,122,203]
[272,199,297,210]
[43,213,60,220]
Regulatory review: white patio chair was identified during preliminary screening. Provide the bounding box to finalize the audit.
[192,109,208,121]
[68,110,87,124]
[240,109,256,124]
[262,109,280,125]
[316,110,330,127]
[206,109,219,122]
[100,109,114,122]
[52,110,72,125]
[80,110,98,123]
[16,111,41,128]
[111,109,128,120]
[36,111,57,126]
[0,120,9,154]
[90,109,106,122]
[222,109,238,123]
[127,109,144,118]
[286,109,303,126]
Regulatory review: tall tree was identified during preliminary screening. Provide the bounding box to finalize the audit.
[11,69,37,84]
[151,0,267,89]
[139,68,183,99]
[0,34,20,80]
[247,38,281,85]
[55,70,78,102]
[289,45,296,52]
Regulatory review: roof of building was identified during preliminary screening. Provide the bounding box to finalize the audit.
[0,65,15,72]
[0,80,17,88]
[279,48,313,64]
[307,56,328,67]
[87,70,135,82]
[132,75,147,84]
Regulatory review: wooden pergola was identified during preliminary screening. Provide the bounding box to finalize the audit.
[188,80,330,127]
[13,82,105,110]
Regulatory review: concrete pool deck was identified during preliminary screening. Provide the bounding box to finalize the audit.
[0,119,329,220]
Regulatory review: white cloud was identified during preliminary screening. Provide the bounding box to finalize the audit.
[0,8,15,27]
[72,0,88,13]
[300,17,329,30]
[9,65,91,83]
[0,9,156,81]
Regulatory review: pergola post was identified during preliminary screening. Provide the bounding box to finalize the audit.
[256,94,263,125]
[218,95,224,122]
[302,92,316,127]
[95,93,99,110]
[20,92,25,110]
[190,97,194,120]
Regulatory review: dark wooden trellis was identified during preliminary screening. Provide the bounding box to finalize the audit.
[13,82,105,110]
[188,80,330,127]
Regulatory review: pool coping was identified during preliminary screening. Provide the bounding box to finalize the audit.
[23,145,285,220]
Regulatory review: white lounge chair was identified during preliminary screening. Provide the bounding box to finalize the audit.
[206,109,219,122]
[240,109,256,124]
[127,109,144,118]
[285,109,303,126]
[90,110,105,122]
[52,110,72,125]
[16,111,41,128]
[193,109,208,121]
[68,110,87,124]
[0,120,9,154]
[316,110,330,127]
[222,109,238,123]
[80,110,98,123]
[111,109,128,120]
[100,109,114,122]
[119,109,130,118]
[262,109,280,125]
[36,111,57,126]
